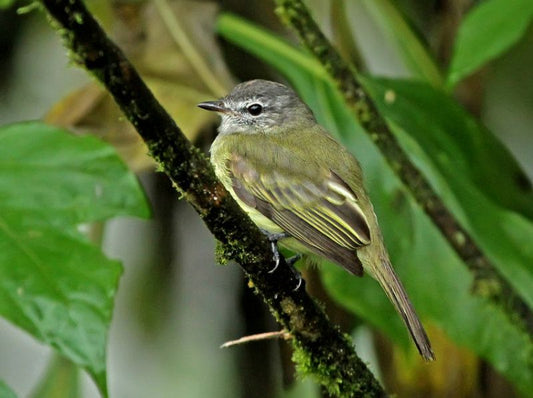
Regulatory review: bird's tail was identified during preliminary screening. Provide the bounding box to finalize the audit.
[373,258,435,361]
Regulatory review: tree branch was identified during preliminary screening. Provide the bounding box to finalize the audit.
[39,0,386,396]
[275,0,533,334]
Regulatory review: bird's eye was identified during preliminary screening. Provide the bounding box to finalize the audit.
[247,103,263,116]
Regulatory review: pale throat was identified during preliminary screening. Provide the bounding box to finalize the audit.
[218,115,281,136]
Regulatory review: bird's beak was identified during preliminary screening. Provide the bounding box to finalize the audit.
[197,100,229,113]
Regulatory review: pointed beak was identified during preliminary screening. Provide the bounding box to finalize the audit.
[197,100,229,113]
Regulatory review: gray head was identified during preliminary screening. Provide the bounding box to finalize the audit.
[198,80,316,135]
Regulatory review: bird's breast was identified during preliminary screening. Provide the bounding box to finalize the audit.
[210,134,284,234]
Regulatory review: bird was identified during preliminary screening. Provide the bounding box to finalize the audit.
[198,79,434,361]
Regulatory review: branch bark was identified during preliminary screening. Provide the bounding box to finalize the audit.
[275,0,533,334]
[39,0,386,396]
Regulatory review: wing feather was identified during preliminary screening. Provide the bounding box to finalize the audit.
[229,154,370,276]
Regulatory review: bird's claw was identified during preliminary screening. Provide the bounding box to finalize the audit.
[268,240,281,274]
[262,230,303,291]
[286,254,303,291]
[292,276,303,292]
[262,230,288,273]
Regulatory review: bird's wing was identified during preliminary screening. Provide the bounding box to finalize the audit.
[229,153,371,276]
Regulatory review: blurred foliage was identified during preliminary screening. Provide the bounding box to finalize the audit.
[0,0,15,8]
[1,0,533,397]
[447,0,533,88]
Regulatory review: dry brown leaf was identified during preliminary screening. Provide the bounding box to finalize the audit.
[46,0,235,172]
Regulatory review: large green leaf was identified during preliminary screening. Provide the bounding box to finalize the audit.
[0,381,17,398]
[217,13,533,395]
[0,122,149,226]
[0,122,149,396]
[447,0,533,88]
[359,76,533,219]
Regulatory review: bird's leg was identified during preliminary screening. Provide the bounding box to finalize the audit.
[286,253,302,267]
[262,231,290,243]
[261,230,303,291]
[261,230,289,273]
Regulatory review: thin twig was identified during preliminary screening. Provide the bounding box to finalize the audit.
[275,0,533,334]
[221,330,291,348]
[38,0,387,396]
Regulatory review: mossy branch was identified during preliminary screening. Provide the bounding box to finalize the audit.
[275,0,533,334]
[39,0,386,396]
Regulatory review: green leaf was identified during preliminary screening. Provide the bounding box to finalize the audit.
[357,0,443,87]
[0,122,150,396]
[217,13,533,395]
[447,0,533,88]
[0,381,17,398]
[0,122,149,225]
[359,77,533,221]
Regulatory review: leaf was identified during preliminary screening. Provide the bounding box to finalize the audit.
[359,77,533,221]
[0,122,149,396]
[217,14,533,395]
[356,0,443,87]
[0,381,17,398]
[447,0,533,88]
[0,122,150,224]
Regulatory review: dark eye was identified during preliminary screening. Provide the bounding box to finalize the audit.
[247,103,263,116]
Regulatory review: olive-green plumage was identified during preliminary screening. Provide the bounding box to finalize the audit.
[199,79,434,361]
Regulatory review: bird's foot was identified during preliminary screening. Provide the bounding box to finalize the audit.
[261,230,302,291]
[261,230,289,274]
[286,253,302,267]
[286,254,303,291]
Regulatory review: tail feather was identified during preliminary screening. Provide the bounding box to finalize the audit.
[374,259,435,361]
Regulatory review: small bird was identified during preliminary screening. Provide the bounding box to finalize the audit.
[199,79,434,361]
